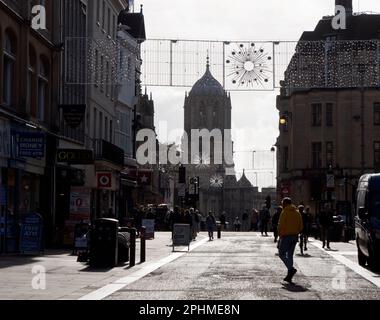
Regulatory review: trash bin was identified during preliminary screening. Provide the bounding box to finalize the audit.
[331,221,344,242]
[117,231,130,263]
[89,218,119,268]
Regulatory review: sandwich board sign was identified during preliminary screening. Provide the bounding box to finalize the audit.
[142,219,155,239]
[172,224,190,252]
[19,213,43,255]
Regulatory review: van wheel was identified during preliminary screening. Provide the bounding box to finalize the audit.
[367,246,380,271]
[357,241,367,267]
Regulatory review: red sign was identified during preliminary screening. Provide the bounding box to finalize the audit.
[97,172,112,189]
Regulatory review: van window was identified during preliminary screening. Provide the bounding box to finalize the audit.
[371,194,380,218]
[356,190,367,213]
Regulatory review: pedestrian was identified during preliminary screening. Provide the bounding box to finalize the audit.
[219,212,226,230]
[206,211,216,241]
[298,205,311,255]
[319,205,334,250]
[278,197,303,283]
[233,216,241,231]
[272,206,282,243]
[251,209,259,231]
[190,208,199,241]
[242,210,249,231]
[183,209,193,241]
[259,205,270,236]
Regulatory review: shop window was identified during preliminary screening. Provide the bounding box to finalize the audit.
[3,31,16,106]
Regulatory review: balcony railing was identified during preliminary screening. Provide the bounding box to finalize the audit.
[94,139,124,168]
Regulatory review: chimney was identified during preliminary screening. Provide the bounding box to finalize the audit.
[335,0,353,16]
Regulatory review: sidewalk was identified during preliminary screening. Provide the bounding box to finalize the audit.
[0,232,200,300]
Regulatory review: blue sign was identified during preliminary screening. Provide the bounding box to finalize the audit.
[20,213,43,255]
[17,132,45,158]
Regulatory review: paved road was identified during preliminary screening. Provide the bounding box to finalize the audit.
[102,232,380,300]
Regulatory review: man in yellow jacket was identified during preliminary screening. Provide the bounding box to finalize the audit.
[278,197,303,283]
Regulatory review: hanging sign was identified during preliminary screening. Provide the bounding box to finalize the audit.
[60,104,86,128]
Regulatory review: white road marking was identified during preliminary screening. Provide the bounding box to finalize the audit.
[310,240,380,288]
[78,237,209,300]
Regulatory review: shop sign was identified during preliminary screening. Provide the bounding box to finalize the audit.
[57,149,94,164]
[0,119,10,158]
[17,132,45,158]
[69,187,91,221]
[60,104,86,128]
[19,213,43,255]
[97,172,112,189]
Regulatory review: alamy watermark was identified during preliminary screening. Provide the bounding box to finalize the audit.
[31,265,46,290]
[31,5,46,30]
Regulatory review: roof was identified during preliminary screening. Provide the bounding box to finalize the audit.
[189,64,225,97]
[237,170,253,188]
[118,10,146,41]
[300,14,380,41]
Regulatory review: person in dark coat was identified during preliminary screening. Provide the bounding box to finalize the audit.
[206,211,217,241]
[319,206,334,250]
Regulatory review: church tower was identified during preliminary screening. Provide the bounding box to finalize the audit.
[183,57,233,168]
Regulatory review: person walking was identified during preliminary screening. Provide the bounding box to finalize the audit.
[183,209,193,242]
[190,208,199,241]
[206,211,216,241]
[272,206,282,243]
[319,205,334,250]
[242,210,249,231]
[233,216,241,231]
[278,197,303,283]
[259,205,270,236]
[251,209,259,231]
[219,212,226,230]
[298,205,311,255]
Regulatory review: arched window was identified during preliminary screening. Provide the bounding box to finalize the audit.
[37,57,49,121]
[28,45,37,115]
[3,31,16,105]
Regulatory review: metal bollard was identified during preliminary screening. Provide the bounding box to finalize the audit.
[140,226,146,263]
[217,224,221,239]
[129,227,136,267]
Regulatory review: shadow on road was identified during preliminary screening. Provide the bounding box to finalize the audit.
[281,283,309,293]
[295,253,312,258]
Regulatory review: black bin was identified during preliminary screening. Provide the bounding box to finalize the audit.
[89,218,119,268]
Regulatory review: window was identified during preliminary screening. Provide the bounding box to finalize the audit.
[94,50,99,86]
[326,142,334,167]
[311,103,322,127]
[109,120,113,143]
[112,15,116,38]
[374,103,380,125]
[100,55,104,91]
[102,1,106,30]
[283,146,289,171]
[107,8,111,35]
[37,58,49,121]
[106,60,109,94]
[375,142,380,169]
[3,32,16,105]
[99,112,103,140]
[28,45,37,115]
[312,142,322,168]
[96,0,100,23]
[93,108,97,140]
[326,103,333,127]
[105,116,108,141]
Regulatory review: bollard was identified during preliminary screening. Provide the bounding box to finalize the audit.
[217,224,221,239]
[129,227,136,267]
[140,226,146,263]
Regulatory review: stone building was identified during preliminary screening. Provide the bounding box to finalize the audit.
[276,0,380,225]
[182,60,257,223]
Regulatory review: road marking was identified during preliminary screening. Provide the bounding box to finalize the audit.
[310,241,380,288]
[78,237,209,300]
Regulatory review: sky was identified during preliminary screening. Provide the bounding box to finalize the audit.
[133,0,380,188]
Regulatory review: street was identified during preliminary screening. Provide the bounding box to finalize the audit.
[1,232,380,300]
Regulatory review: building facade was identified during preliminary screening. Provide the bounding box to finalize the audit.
[276,0,380,225]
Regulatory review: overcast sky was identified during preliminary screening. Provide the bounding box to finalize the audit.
[133,0,380,188]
